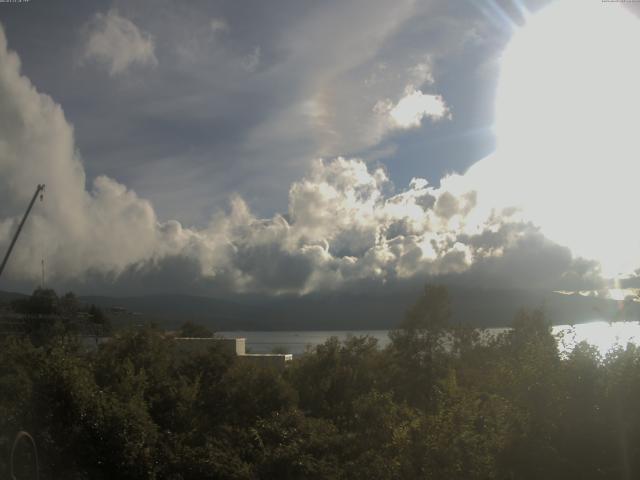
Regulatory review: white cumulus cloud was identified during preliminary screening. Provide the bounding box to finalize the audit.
[381,85,451,129]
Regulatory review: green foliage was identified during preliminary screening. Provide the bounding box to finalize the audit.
[177,321,213,338]
[290,335,382,420]
[386,284,452,409]
[11,288,60,316]
[400,284,451,333]
[9,289,113,344]
[59,292,80,316]
[4,284,640,478]
[251,410,341,479]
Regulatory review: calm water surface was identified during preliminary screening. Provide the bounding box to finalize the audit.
[220,321,640,356]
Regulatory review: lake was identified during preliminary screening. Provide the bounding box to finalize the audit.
[219,321,640,356]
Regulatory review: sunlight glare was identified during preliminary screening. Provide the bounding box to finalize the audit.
[492,0,640,277]
[555,321,640,357]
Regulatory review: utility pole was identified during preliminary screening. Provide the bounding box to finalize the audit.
[0,184,45,278]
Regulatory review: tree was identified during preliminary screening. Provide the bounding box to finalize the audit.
[88,304,112,336]
[490,309,564,479]
[59,292,79,316]
[290,335,382,420]
[387,284,452,409]
[177,321,213,338]
[11,288,60,316]
[401,284,451,333]
[252,410,341,479]
[11,289,66,345]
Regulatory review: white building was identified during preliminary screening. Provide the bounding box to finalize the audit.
[174,337,292,371]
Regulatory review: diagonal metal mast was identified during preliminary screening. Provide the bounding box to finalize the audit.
[0,184,45,278]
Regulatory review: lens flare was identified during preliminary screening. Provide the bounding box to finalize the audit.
[487,0,640,277]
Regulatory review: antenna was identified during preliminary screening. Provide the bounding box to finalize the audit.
[41,258,45,289]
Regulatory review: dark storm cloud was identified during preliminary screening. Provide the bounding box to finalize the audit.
[452,223,604,291]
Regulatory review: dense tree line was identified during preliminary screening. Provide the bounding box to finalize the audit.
[1,285,640,479]
[7,288,112,343]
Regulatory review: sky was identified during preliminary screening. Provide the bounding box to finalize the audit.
[0,0,638,297]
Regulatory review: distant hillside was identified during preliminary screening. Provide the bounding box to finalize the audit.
[2,286,636,331]
[0,290,28,304]
[449,287,640,327]
[80,294,265,330]
[66,287,640,331]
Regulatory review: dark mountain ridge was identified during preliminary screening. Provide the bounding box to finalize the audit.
[3,286,638,331]
[78,287,640,331]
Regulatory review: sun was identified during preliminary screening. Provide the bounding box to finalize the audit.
[490,0,640,278]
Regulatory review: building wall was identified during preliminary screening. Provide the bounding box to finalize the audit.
[174,337,246,355]
[240,353,293,371]
[173,337,292,371]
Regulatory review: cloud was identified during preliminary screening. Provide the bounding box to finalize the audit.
[408,60,435,86]
[376,85,451,130]
[0,25,170,282]
[241,46,261,72]
[0,23,603,296]
[0,0,509,234]
[82,9,158,76]
[452,222,604,291]
[197,158,601,294]
[210,18,229,35]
